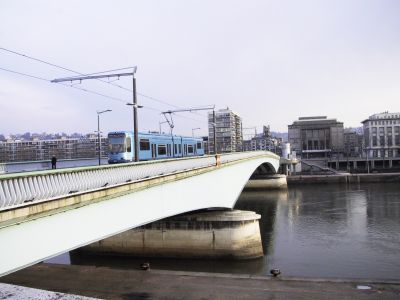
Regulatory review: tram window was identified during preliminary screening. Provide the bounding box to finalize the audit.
[167,144,171,156]
[174,144,177,154]
[126,137,132,152]
[197,142,202,149]
[188,145,194,153]
[158,144,167,155]
[140,139,150,150]
[179,144,182,153]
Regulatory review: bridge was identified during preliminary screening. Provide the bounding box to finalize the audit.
[0,152,280,276]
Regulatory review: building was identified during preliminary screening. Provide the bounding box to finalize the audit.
[243,125,280,153]
[362,111,400,158]
[288,116,344,158]
[344,128,363,157]
[0,136,108,163]
[208,108,243,153]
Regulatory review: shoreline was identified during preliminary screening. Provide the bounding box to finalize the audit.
[288,172,400,184]
[1,263,400,299]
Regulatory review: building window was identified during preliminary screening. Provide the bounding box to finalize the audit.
[379,136,385,146]
[372,136,377,146]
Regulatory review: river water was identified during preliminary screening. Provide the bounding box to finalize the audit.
[48,182,400,280]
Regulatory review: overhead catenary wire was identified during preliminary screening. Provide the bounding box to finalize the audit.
[0,47,208,117]
[0,66,200,120]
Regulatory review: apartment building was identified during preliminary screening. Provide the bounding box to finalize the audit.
[208,108,243,153]
[0,136,108,163]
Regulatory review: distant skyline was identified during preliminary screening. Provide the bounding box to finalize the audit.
[1,0,399,136]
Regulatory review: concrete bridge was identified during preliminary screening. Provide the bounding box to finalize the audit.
[0,152,280,276]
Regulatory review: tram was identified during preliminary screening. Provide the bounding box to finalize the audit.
[108,131,204,163]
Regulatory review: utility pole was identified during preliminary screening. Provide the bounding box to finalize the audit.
[213,110,217,154]
[52,68,141,162]
[132,75,139,162]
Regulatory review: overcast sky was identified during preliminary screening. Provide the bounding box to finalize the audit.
[1,0,399,137]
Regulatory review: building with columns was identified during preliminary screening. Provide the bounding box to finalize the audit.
[362,111,400,158]
[288,116,344,159]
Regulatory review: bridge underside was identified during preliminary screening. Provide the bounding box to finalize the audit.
[0,156,279,276]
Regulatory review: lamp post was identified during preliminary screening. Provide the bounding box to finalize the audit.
[192,127,201,137]
[97,109,112,165]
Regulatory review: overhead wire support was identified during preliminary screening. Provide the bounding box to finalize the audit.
[51,71,136,83]
[52,68,141,163]
[161,105,215,132]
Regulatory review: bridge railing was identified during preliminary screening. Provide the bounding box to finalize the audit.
[0,151,277,210]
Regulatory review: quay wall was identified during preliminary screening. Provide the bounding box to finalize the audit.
[81,210,263,260]
[288,172,400,185]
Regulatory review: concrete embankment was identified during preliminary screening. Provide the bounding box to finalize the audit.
[81,210,263,260]
[2,264,400,300]
[288,172,400,185]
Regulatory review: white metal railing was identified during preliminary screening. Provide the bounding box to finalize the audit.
[0,152,275,210]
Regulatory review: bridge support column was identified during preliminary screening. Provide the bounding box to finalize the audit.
[80,210,263,260]
[245,174,287,190]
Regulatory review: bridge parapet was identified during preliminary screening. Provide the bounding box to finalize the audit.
[0,152,278,210]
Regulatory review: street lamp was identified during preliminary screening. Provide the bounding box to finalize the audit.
[192,127,201,137]
[97,109,112,165]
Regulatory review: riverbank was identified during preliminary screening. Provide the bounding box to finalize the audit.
[1,264,400,299]
[288,172,400,184]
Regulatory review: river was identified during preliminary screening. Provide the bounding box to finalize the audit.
[47,182,400,280]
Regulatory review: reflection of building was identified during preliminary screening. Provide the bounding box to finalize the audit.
[208,108,243,153]
[0,137,108,162]
[288,116,344,158]
[362,111,400,158]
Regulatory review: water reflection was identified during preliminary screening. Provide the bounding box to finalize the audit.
[48,182,400,280]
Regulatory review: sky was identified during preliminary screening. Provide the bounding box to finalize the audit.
[1,0,400,138]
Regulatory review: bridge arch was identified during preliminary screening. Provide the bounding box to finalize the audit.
[0,153,280,276]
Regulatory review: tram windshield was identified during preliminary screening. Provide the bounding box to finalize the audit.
[108,136,126,154]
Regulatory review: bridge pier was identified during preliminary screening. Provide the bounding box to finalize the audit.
[245,174,287,190]
[80,210,263,260]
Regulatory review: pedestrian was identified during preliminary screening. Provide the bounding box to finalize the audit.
[51,156,57,169]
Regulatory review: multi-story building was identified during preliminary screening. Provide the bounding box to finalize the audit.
[288,116,344,158]
[208,108,243,153]
[243,125,280,153]
[0,136,108,163]
[362,111,400,158]
[344,128,363,158]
